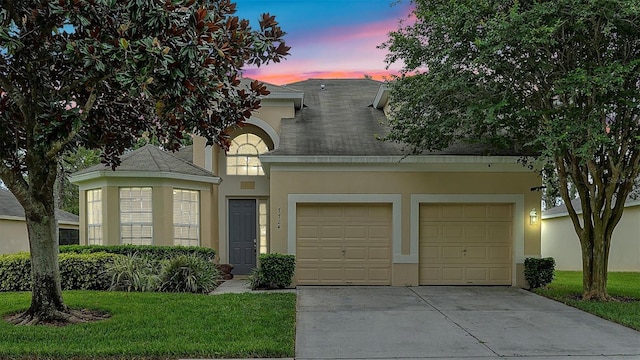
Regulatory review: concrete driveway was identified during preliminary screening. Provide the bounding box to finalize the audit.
[296,286,640,360]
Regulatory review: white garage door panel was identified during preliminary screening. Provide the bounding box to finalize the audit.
[419,203,513,285]
[296,203,392,285]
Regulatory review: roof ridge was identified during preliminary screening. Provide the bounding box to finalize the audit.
[156,144,214,175]
[146,145,163,171]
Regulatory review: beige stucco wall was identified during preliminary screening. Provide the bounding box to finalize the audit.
[268,169,542,287]
[190,100,294,174]
[251,102,296,136]
[0,218,30,254]
[215,150,270,263]
[0,218,80,254]
[542,206,640,271]
[189,102,293,263]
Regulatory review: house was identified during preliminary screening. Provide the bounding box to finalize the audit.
[0,188,80,254]
[542,198,640,271]
[70,78,542,287]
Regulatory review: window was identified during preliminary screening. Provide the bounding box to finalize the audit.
[120,187,153,245]
[59,229,79,246]
[226,133,269,176]
[258,199,268,254]
[173,189,199,246]
[86,189,103,245]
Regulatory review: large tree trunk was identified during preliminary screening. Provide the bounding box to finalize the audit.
[5,158,105,326]
[555,154,630,302]
[578,230,611,301]
[23,207,68,321]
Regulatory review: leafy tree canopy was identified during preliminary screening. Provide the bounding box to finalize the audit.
[0,0,288,324]
[382,0,640,300]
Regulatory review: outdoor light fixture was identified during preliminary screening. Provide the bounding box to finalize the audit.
[529,208,539,225]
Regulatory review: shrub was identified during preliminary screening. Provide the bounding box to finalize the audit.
[248,254,295,290]
[60,245,216,262]
[59,252,120,290]
[524,257,556,289]
[0,253,31,291]
[159,255,220,294]
[247,267,266,290]
[106,254,160,292]
[0,252,119,291]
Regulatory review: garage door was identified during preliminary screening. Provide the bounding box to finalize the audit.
[296,203,392,285]
[419,203,512,285]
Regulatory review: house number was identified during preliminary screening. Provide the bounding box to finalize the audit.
[277,207,281,229]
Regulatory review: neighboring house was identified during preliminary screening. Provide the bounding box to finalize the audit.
[71,78,542,287]
[0,188,80,254]
[542,199,640,271]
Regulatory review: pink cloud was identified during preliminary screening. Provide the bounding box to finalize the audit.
[242,4,414,85]
[244,69,400,86]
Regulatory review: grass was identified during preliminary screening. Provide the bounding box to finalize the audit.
[0,291,296,360]
[534,271,640,331]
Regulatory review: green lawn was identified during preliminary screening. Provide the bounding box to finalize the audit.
[534,271,640,331]
[0,291,296,360]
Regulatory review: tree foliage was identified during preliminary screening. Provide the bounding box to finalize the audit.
[382,0,640,299]
[0,0,288,324]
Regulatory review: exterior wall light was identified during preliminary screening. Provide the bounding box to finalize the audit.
[529,208,539,225]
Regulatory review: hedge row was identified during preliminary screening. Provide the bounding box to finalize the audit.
[0,252,120,292]
[60,245,216,262]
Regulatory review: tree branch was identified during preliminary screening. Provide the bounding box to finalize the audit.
[45,90,98,160]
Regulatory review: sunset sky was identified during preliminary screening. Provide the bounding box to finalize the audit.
[235,0,414,85]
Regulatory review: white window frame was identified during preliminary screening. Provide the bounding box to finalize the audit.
[173,189,200,246]
[226,133,269,176]
[86,189,103,245]
[119,187,153,245]
[258,199,268,254]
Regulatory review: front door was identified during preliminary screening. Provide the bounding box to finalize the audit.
[229,199,257,275]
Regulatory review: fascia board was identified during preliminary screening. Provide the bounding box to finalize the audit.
[265,92,304,109]
[0,215,26,222]
[70,171,222,185]
[0,215,78,226]
[260,154,528,165]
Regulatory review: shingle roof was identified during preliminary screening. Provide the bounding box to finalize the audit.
[262,78,527,158]
[239,77,303,95]
[543,196,640,218]
[174,145,194,163]
[0,188,79,223]
[265,78,406,156]
[73,144,214,177]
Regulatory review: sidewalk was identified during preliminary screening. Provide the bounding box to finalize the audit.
[210,279,297,295]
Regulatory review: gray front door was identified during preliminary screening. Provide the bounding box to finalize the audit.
[229,199,257,275]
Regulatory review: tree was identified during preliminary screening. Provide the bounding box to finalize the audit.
[381,0,640,300]
[0,0,289,324]
[56,147,102,215]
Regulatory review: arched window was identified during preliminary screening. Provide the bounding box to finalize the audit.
[226,133,269,176]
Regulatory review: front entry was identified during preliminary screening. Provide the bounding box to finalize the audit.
[229,199,257,275]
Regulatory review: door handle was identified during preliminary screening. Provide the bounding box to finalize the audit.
[253,239,257,250]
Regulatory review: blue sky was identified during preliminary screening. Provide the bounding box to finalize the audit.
[235,0,413,84]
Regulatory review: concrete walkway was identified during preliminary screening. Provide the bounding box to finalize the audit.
[296,286,640,360]
[210,279,296,295]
